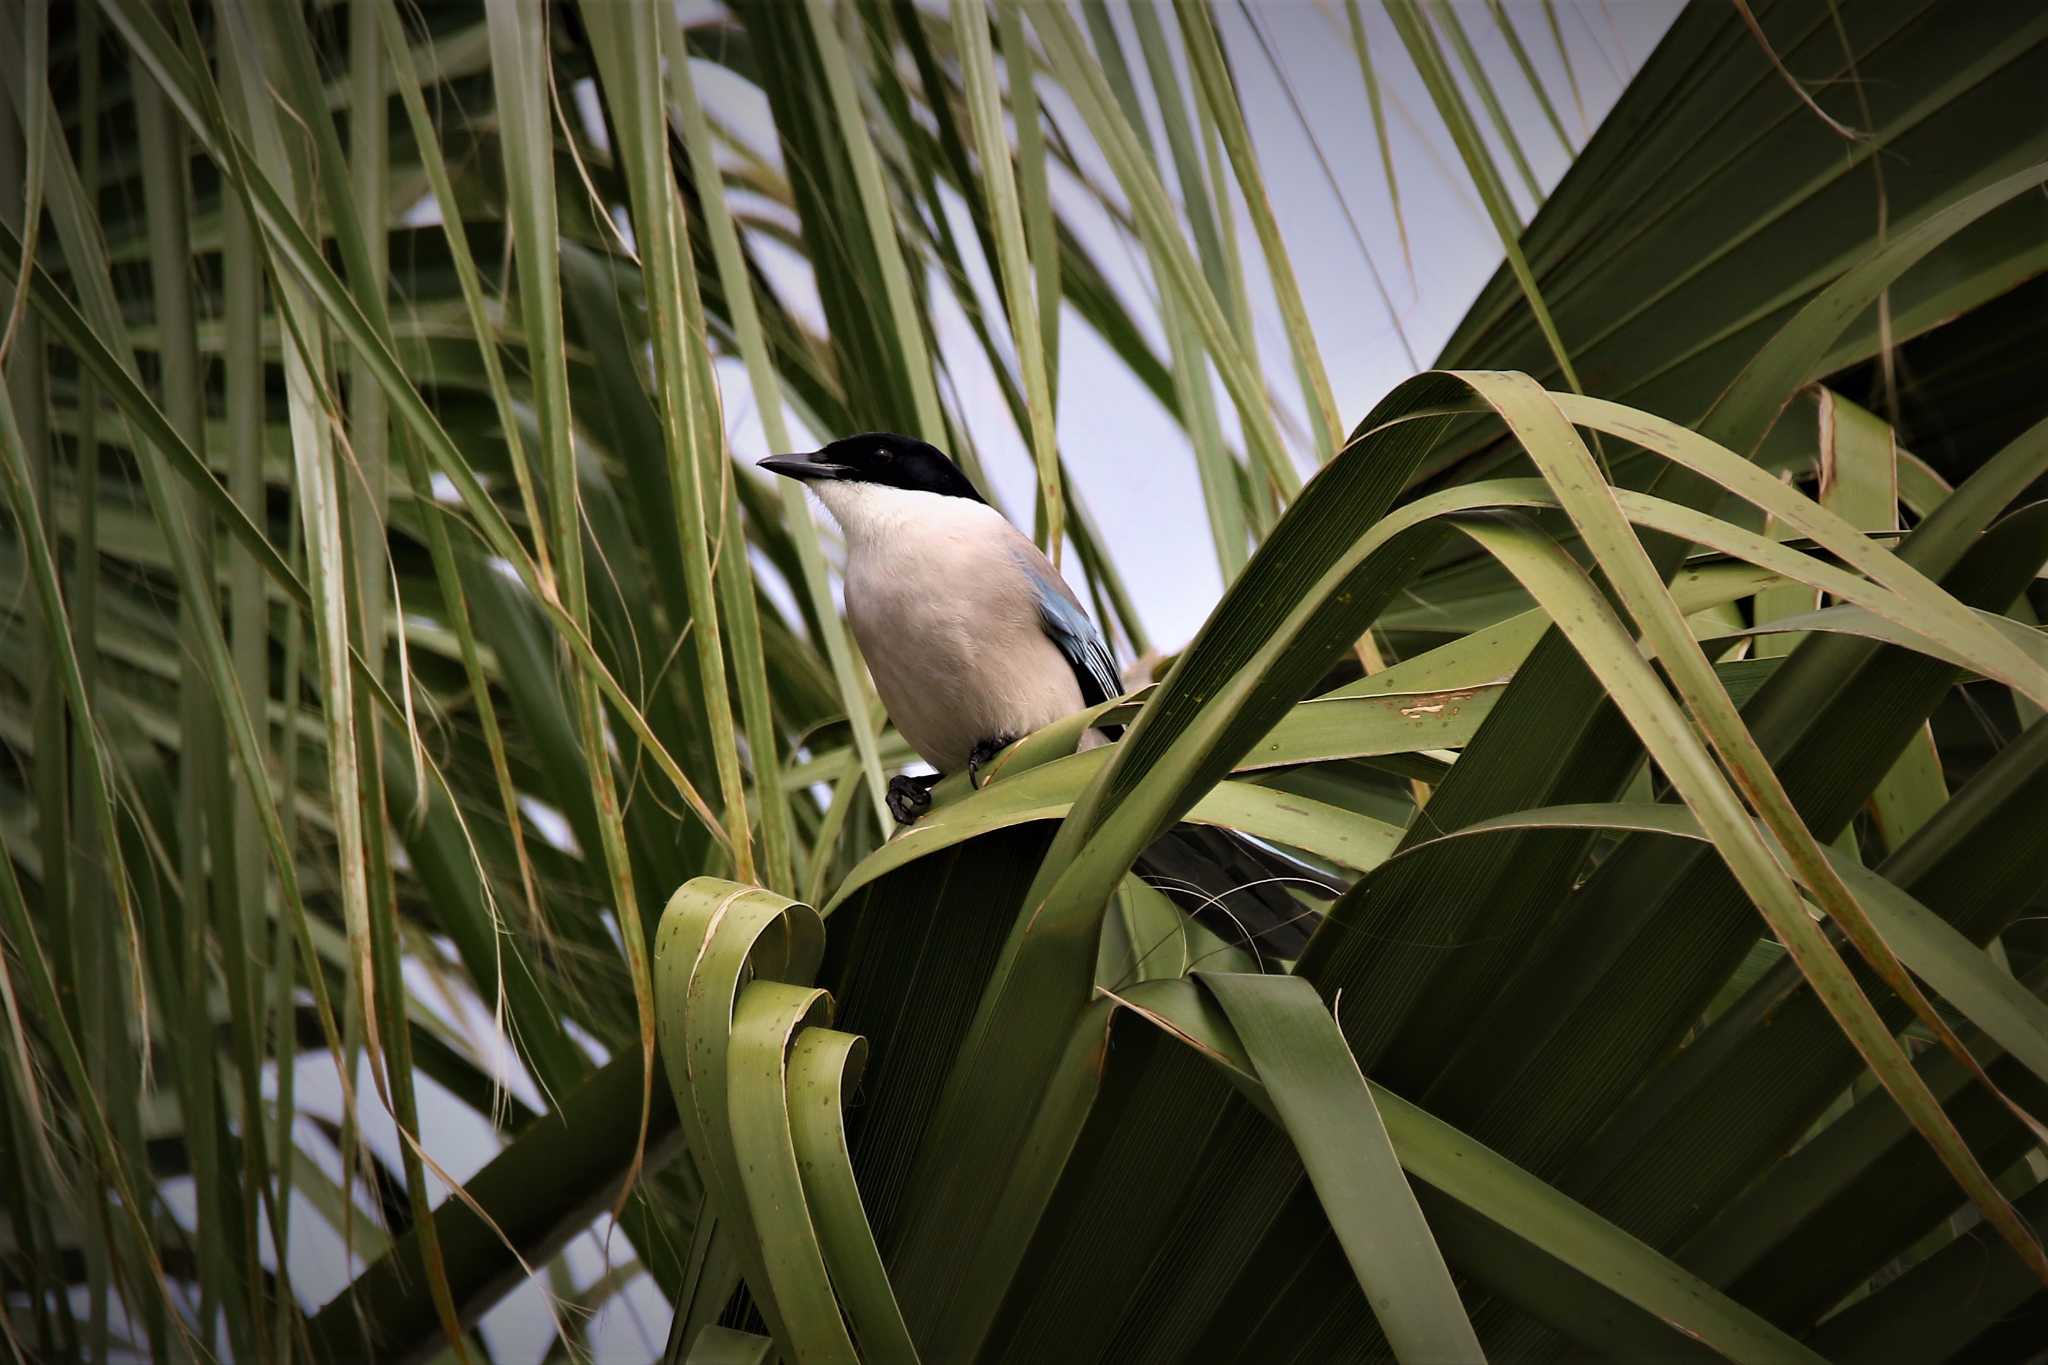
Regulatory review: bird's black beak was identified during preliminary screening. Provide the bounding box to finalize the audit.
[758,451,846,482]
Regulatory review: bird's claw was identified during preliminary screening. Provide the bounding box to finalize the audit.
[967,735,1014,791]
[887,773,938,825]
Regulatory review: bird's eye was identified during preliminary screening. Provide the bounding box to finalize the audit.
[875,447,893,462]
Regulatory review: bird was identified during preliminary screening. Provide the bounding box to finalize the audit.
[760,432,1338,960]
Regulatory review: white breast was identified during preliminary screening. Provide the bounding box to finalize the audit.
[812,481,1087,773]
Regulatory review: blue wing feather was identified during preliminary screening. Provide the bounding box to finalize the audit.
[1017,553,1123,710]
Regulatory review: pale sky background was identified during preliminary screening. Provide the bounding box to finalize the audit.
[204,5,1686,1364]
[723,0,1683,649]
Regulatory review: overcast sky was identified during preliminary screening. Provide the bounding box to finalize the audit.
[719,0,1681,649]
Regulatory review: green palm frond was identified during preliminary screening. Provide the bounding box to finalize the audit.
[2,2,2043,1362]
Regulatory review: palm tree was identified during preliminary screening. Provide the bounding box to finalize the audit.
[1,0,2043,1360]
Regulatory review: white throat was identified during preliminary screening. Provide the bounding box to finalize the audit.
[811,480,997,554]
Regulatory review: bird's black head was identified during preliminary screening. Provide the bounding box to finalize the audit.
[758,432,985,503]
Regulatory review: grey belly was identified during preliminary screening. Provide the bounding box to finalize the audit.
[850,598,1084,774]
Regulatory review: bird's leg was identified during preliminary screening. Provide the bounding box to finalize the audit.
[967,735,1015,791]
[886,772,940,825]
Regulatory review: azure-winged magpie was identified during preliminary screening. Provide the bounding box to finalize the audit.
[762,433,1338,959]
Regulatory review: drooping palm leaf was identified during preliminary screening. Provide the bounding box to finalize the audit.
[3,2,2043,1363]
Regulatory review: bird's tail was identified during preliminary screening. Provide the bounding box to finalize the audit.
[1133,825,1346,967]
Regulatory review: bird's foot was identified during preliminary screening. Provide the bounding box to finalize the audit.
[887,772,940,825]
[967,735,1016,791]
